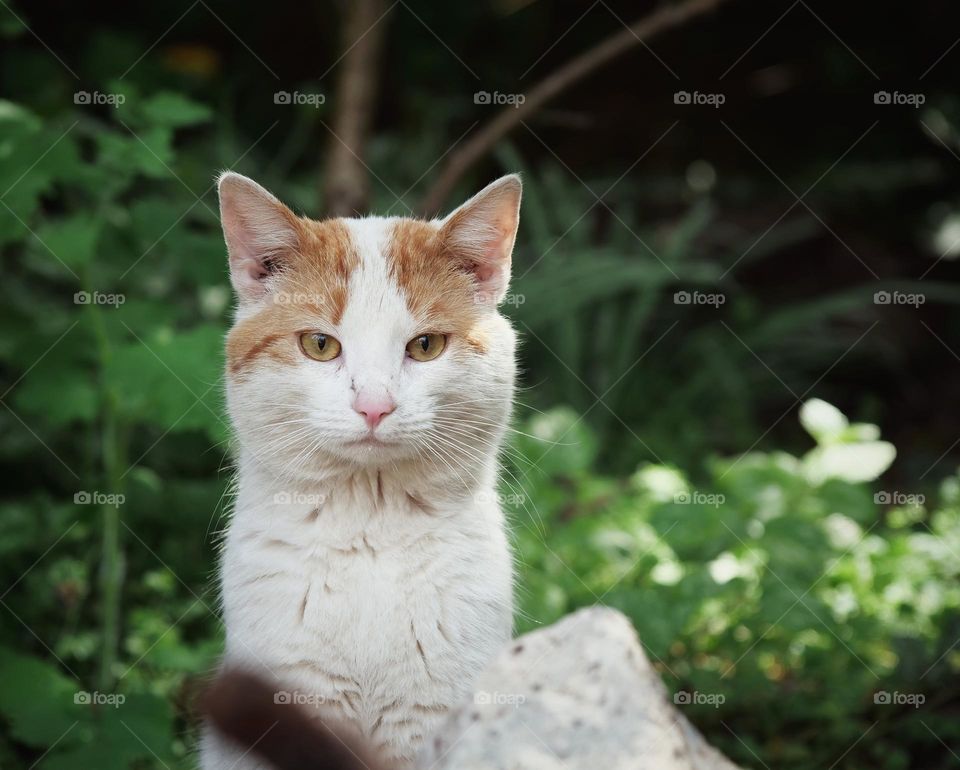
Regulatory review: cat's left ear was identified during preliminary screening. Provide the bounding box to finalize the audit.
[439,174,522,304]
[217,171,301,304]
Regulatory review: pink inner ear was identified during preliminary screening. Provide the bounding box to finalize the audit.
[466,219,517,301]
[469,225,513,298]
[223,218,270,292]
[474,262,499,284]
[218,173,300,302]
[441,175,522,303]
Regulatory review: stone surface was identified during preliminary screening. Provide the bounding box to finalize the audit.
[420,607,742,770]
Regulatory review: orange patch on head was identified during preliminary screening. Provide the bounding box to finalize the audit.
[290,218,357,325]
[386,220,488,352]
[227,218,359,375]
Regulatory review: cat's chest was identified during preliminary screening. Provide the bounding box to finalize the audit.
[218,492,513,760]
[224,496,456,592]
[220,497,510,664]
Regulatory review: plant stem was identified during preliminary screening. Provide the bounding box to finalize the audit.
[98,389,126,692]
[85,277,127,692]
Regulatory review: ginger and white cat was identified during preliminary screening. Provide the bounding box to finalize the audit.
[200,172,522,769]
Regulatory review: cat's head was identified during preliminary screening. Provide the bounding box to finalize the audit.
[218,172,521,481]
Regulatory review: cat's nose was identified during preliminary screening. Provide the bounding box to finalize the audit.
[352,393,396,429]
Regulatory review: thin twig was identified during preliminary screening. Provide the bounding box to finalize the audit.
[417,0,733,216]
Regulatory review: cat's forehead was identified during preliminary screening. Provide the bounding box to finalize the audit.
[338,217,415,334]
[291,215,482,335]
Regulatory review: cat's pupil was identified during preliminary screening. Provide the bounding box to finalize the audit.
[315,334,326,349]
[419,335,429,352]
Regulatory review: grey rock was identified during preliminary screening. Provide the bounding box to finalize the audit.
[420,607,743,770]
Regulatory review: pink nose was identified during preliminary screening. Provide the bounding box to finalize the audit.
[353,394,396,429]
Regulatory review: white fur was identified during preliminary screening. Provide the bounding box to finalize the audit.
[201,189,519,769]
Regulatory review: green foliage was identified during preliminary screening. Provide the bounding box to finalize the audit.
[494,142,960,472]
[1,75,227,770]
[1,12,958,769]
[508,403,960,769]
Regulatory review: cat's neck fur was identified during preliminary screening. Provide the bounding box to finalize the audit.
[233,443,501,525]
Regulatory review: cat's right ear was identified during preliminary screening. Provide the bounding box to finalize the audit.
[217,172,300,303]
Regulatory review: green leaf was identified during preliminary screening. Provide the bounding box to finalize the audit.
[0,99,41,129]
[515,407,597,476]
[799,398,848,445]
[34,215,102,268]
[0,12,24,38]
[41,693,174,770]
[802,442,897,484]
[139,91,212,128]
[0,648,79,747]
[105,323,226,440]
[12,361,98,427]
[96,127,174,180]
[0,115,82,228]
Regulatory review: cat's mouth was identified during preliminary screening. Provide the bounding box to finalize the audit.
[348,435,394,448]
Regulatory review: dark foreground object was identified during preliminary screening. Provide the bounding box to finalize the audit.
[203,669,389,770]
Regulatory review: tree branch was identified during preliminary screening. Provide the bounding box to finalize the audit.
[417,0,733,216]
[322,0,390,217]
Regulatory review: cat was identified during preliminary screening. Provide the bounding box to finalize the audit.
[199,171,522,769]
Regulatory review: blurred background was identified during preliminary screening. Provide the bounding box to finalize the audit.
[1,0,959,767]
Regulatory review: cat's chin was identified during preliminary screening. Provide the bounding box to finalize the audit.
[347,434,395,449]
[328,436,422,467]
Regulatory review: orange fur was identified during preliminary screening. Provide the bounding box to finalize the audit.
[387,220,488,353]
[227,213,496,377]
[227,218,358,374]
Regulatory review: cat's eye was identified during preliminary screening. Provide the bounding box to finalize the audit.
[406,333,447,362]
[299,332,342,362]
